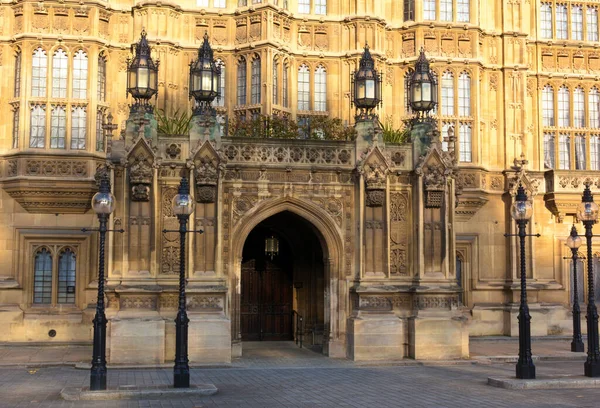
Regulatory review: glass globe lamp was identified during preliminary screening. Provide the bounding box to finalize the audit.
[578,201,599,223]
[566,225,582,249]
[92,176,115,215]
[172,192,195,216]
[511,185,533,221]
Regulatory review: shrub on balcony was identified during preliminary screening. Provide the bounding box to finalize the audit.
[156,109,192,136]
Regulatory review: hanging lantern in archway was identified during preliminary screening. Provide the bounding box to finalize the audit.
[265,235,279,260]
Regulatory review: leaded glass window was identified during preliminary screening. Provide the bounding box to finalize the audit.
[315,0,326,15]
[97,55,106,101]
[237,58,247,106]
[14,51,21,97]
[197,0,209,6]
[559,134,571,169]
[57,249,76,304]
[441,72,454,116]
[30,105,46,148]
[72,50,88,99]
[282,64,289,108]
[424,0,436,20]
[541,3,553,39]
[574,87,585,128]
[459,124,472,162]
[298,64,310,111]
[458,72,470,117]
[542,86,555,127]
[52,49,68,98]
[544,132,555,169]
[314,65,326,112]
[588,7,599,42]
[572,6,583,41]
[32,48,47,97]
[50,106,67,149]
[71,107,86,150]
[556,5,568,39]
[214,0,226,7]
[558,86,570,127]
[33,249,52,304]
[575,134,586,170]
[213,60,225,107]
[457,0,470,23]
[440,0,453,21]
[590,88,600,128]
[96,110,104,152]
[591,136,600,170]
[298,0,310,14]
[251,57,261,104]
[404,0,415,21]
[273,60,278,105]
[12,108,19,149]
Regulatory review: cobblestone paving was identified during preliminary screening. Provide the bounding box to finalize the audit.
[0,360,599,407]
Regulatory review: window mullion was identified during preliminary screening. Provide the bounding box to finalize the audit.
[52,247,58,306]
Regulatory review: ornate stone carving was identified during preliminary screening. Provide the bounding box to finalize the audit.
[390,192,409,276]
[222,142,353,166]
[194,157,218,203]
[363,162,388,207]
[413,295,459,310]
[120,296,158,310]
[129,156,153,202]
[161,187,179,274]
[187,295,223,311]
[423,164,447,208]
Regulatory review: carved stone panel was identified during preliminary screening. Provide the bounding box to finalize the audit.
[390,192,409,276]
[161,187,180,274]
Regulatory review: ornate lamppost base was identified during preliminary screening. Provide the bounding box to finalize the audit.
[174,368,190,388]
[584,360,600,377]
[572,341,585,353]
[516,362,536,380]
[90,370,107,391]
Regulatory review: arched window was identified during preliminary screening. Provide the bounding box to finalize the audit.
[556,4,568,39]
[33,248,52,304]
[315,0,327,15]
[541,3,553,39]
[588,7,599,42]
[32,48,47,97]
[12,107,19,149]
[589,88,599,128]
[237,57,247,106]
[314,65,327,112]
[542,85,555,127]
[97,55,107,101]
[559,133,571,169]
[441,71,454,116]
[50,106,67,149]
[544,132,555,169]
[591,136,600,170]
[71,107,86,150]
[404,0,415,21]
[52,49,68,98]
[213,59,225,108]
[14,50,21,97]
[273,59,279,105]
[574,87,585,128]
[58,249,76,304]
[456,254,463,304]
[251,57,261,104]
[459,124,472,162]
[558,86,570,127]
[575,134,586,170]
[298,64,310,111]
[572,6,584,41]
[72,50,88,99]
[282,63,289,108]
[458,72,470,117]
[30,105,46,148]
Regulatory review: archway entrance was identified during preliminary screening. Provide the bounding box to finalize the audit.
[240,211,325,345]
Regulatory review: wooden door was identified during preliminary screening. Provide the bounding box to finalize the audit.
[241,259,293,341]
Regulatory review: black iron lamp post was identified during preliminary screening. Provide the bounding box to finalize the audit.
[408,48,438,118]
[171,176,195,388]
[578,183,600,377]
[127,29,159,113]
[506,184,538,379]
[89,173,116,391]
[351,44,382,121]
[565,225,585,353]
[189,32,221,116]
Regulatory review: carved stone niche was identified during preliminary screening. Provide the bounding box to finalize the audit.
[364,162,388,207]
[423,164,446,208]
[129,155,153,201]
[193,142,221,204]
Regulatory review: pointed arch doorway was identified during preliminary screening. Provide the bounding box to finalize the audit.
[240,211,325,345]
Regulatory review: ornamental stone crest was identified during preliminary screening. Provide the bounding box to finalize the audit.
[127,138,156,202]
[360,147,390,207]
[192,141,222,204]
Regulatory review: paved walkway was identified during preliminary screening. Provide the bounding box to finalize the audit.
[0,336,585,367]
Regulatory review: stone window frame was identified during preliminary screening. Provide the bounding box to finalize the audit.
[32,245,78,306]
[422,0,471,23]
[540,2,599,42]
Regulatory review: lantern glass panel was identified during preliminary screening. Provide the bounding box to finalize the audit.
[128,71,136,89]
[202,71,211,91]
[357,81,365,99]
[137,67,149,89]
[366,79,375,98]
[422,82,432,102]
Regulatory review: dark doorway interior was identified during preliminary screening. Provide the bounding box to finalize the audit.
[241,211,324,343]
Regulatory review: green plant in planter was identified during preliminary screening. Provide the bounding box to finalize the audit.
[380,115,410,144]
[155,109,192,135]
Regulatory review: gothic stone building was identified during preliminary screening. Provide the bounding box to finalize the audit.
[0,0,598,363]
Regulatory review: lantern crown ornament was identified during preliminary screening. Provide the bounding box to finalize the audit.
[351,43,382,121]
[127,29,159,113]
[409,48,438,117]
[189,32,221,116]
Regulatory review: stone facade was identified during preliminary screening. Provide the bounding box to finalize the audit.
[0,0,597,362]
